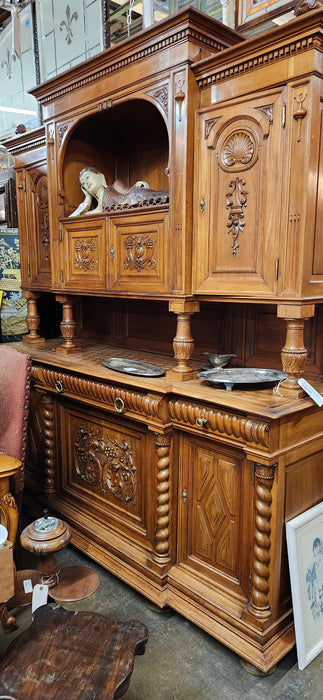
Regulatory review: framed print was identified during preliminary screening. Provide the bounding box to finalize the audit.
[286,501,323,670]
[0,176,17,229]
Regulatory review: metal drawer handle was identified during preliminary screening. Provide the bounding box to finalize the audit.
[114,397,125,413]
[196,417,207,427]
[55,380,64,393]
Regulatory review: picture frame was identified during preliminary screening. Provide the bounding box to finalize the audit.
[0,175,17,228]
[286,501,323,670]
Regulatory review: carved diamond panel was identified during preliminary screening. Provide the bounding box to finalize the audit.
[190,443,241,577]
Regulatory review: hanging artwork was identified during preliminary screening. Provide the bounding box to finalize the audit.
[0,227,27,341]
[286,501,323,670]
[238,0,297,28]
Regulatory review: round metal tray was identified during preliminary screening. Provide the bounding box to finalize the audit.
[102,357,165,377]
[197,367,287,391]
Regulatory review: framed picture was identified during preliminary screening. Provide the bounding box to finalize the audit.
[0,175,17,228]
[286,501,323,670]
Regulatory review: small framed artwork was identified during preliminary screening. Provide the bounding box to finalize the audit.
[0,176,17,228]
[286,501,323,670]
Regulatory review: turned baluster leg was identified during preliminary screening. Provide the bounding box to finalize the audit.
[168,300,200,379]
[55,295,82,354]
[22,291,45,344]
[277,304,315,398]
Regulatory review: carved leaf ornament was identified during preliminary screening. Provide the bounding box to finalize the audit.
[74,425,136,503]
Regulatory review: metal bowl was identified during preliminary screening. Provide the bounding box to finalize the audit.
[201,353,236,368]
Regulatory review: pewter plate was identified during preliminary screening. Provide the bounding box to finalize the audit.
[102,357,165,377]
[197,368,287,391]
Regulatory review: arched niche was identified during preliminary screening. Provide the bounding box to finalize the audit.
[62,99,169,216]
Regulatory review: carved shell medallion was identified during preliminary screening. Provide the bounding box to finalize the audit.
[221,130,256,170]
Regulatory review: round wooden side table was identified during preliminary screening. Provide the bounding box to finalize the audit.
[20,510,100,602]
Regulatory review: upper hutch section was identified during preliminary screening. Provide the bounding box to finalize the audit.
[27,8,243,298]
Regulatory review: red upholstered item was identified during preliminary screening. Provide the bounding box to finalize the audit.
[0,344,31,500]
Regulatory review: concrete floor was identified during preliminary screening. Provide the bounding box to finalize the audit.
[1,543,322,699]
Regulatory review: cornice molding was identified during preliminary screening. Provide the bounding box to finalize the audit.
[34,27,230,107]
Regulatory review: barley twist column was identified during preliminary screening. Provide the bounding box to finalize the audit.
[248,463,276,620]
[153,433,172,565]
[42,393,56,494]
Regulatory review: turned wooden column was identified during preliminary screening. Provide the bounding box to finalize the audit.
[55,295,82,354]
[168,300,200,380]
[277,304,315,398]
[153,432,172,567]
[42,392,56,494]
[242,462,276,631]
[22,291,45,344]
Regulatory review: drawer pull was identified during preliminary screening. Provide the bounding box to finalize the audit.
[196,417,207,427]
[55,380,64,393]
[114,397,125,413]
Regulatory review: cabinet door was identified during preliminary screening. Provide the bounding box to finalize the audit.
[193,89,285,299]
[57,400,155,551]
[60,216,107,291]
[109,209,169,294]
[16,164,51,289]
[177,433,251,596]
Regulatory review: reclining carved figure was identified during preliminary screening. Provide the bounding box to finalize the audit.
[70,167,169,217]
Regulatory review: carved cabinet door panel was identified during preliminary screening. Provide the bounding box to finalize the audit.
[60,216,107,291]
[57,399,155,551]
[193,88,286,299]
[177,433,251,598]
[16,164,50,289]
[109,209,170,294]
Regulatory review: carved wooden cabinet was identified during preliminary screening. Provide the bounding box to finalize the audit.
[7,5,323,677]
[193,10,323,303]
[9,128,50,291]
[193,88,285,298]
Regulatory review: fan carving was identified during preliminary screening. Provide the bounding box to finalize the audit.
[221,131,255,168]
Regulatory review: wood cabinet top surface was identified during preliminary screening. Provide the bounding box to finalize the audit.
[11,340,321,420]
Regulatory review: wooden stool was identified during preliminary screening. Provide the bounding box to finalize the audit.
[0,603,148,699]
[20,511,100,602]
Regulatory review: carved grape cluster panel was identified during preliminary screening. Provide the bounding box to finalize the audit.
[74,425,136,504]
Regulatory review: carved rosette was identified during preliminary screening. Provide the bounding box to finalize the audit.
[74,239,98,272]
[124,235,156,272]
[42,393,56,493]
[248,463,276,619]
[74,425,136,504]
[153,433,172,563]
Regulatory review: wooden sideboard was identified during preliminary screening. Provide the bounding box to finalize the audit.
[6,6,323,673]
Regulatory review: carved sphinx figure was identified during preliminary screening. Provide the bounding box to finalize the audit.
[70,167,169,217]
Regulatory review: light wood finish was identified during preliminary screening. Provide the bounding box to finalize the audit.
[5,6,323,674]
[0,454,21,633]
